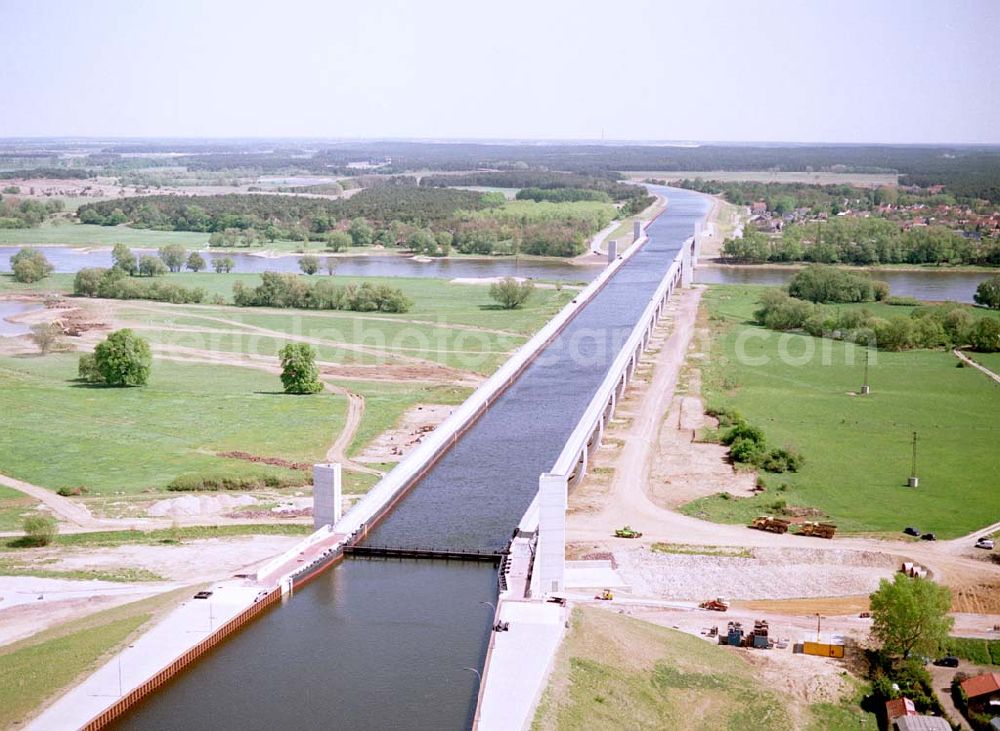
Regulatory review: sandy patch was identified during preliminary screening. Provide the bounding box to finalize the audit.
[146,494,258,519]
[611,545,896,601]
[357,403,453,463]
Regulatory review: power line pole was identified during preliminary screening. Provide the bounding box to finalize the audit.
[861,350,871,395]
[907,431,919,487]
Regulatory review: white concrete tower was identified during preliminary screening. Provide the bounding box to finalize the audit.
[313,463,342,529]
[536,472,568,596]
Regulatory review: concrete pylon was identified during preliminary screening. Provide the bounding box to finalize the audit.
[537,472,568,596]
[313,463,342,529]
[607,239,617,263]
[681,240,693,287]
[633,220,642,242]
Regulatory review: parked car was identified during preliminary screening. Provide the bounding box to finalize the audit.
[975,538,995,550]
[903,526,920,536]
[193,590,213,599]
[920,532,937,541]
[933,656,960,667]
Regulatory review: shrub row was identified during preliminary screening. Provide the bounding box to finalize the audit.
[754,289,1000,352]
[233,272,411,312]
[74,267,207,304]
[167,472,308,492]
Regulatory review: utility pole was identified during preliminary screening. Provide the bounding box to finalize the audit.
[907,432,919,487]
[815,613,824,642]
[860,350,871,395]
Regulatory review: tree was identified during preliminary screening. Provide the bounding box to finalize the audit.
[93,329,152,386]
[22,515,58,546]
[158,244,187,272]
[214,256,234,273]
[29,322,64,354]
[488,277,535,309]
[299,254,320,275]
[326,231,352,252]
[138,254,168,277]
[348,217,374,247]
[325,257,337,275]
[73,267,104,297]
[870,574,953,659]
[78,352,104,383]
[278,343,323,394]
[186,252,206,272]
[968,317,1000,352]
[111,243,137,275]
[10,248,53,283]
[974,275,1000,309]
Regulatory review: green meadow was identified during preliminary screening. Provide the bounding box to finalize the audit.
[682,285,1000,538]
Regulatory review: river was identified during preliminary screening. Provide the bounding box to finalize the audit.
[695,265,991,304]
[110,187,709,730]
[0,246,595,282]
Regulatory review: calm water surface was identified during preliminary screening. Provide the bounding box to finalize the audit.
[695,265,991,304]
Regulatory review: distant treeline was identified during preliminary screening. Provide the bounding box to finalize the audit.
[77,187,492,232]
[723,220,1000,266]
[0,168,94,180]
[0,198,64,228]
[674,179,954,212]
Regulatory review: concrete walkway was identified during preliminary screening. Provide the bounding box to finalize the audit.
[477,601,567,731]
[954,348,1000,385]
[26,580,265,731]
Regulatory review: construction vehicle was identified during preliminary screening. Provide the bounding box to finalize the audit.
[614,525,643,539]
[699,598,730,612]
[595,589,614,601]
[748,516,790,534]
[798,521,837,539]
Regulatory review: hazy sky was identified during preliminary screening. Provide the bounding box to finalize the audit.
[2,0,998,143]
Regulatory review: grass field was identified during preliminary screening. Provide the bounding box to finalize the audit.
[0,588,189,729]
[0,222,209,248]
[624,171,900,187]
[532,607,873,730]
[968,351,1000,376]
[0,274,566,497]
[0,354,344,495]
[681,286,1000,537]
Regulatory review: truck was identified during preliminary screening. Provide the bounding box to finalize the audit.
[699,598,730,612]
[748,516,790,534]
[798,521,837,539]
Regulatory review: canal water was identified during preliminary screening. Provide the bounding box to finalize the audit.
[111,187,711,730]
[0,245,595,282]
[695,265,991,304]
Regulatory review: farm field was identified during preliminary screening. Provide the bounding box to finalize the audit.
[681,285,1000,538]
[532,607,871,730]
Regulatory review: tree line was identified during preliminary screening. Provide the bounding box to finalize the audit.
[723,219,1000,266]
[0,198,64,229]
[232,272,411,312]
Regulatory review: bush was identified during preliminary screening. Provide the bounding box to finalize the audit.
[721,422,766,447]
[94,329,152,387]
[22,515,58,546]
[705,405,743,428]
[29,322,64,354]
[10,247,53,283]
[279,342,323,394]
[77,352,104,383]
[761,447,804,473]
[974,275,1000,309]
[788,265,881,303]
[73,266,206,304]
[138,254,168,277]
[167,473,306,491]
[754,291,814,330]
[299,254,320,275]
[489,277,535,309]
[968,317,1000,352]
[730,437,766,465]
[186,252,206,272]
[233,272,411,312]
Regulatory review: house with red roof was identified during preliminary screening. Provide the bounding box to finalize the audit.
[961,672,1000,715]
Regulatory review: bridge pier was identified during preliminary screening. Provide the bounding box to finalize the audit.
[537,473,568,595]
[313,463,342,529]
